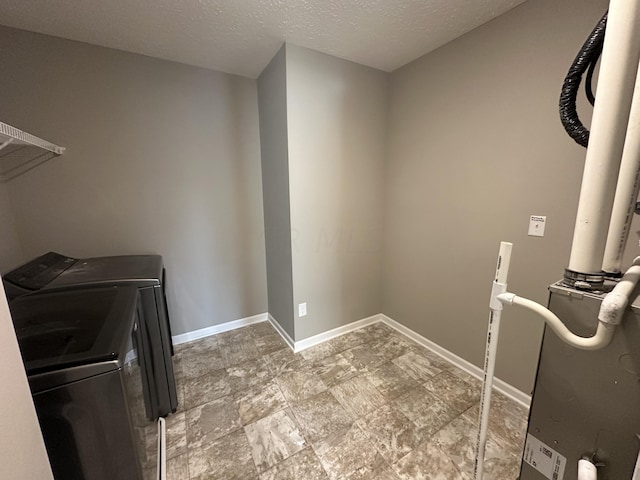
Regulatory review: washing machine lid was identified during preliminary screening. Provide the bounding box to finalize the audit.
[46,255,163,289]
[9,286,138,376]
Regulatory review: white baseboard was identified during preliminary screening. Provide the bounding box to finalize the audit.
[293,314,382,352]
[172,312,268,345]
[268,314,295,350]
[380,314,531,409]
[171,310,530,409]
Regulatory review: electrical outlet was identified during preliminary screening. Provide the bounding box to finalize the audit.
[298,303,307,317]
[528,215,546,237]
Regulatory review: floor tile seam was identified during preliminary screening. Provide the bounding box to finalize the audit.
[289,400,351,462]
[483,430,526,460]
[287,388,361,450]
[268,378,315,454]
[319,359,376,391]
[241,420,285,475]
[420,366,458,386]
[332,339,367,356]
[352,406,416,471]
[230,375,272,403]
[488,402,529,425]
[181,383,232,411]
[434,430,517,479]
[184,404,245,448]
[272,372,292,404]
[303,445,334,479]
[436,417,521,473]
[460,400,527,450]
[367,372,422,404]
[355,392,415,434]
[326,378,372,421]
[177,362,227,384]
[181,363,228,386]
[262,348,296,376]
[390,436,462,478]
[459,402,527,453]
[177,450,191,480]
[418,382,479,415]
[256,446,329,480]
[307,421,373,473]
[389,357,434,384]
[273,369,329,405]
[424,442,471,480]
[242,402,295,438]
[395,404,469,461]
[184,440,201,480]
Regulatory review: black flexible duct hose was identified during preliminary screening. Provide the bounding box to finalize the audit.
[559,12,607,147]
[585,43,603,106]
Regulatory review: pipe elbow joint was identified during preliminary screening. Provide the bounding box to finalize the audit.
[598,292,628,325]
[496,292,516,306]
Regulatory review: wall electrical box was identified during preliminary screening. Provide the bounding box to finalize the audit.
[528,215,546,237]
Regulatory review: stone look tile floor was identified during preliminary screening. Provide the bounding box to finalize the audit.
[144,322,527,480]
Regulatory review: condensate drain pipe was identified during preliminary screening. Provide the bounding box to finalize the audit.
[578,458,599,480]
[473,241,512,480]
[497,256,640,352]
[497,293,616,350]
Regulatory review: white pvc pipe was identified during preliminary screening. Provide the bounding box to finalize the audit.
[599,256,640,324]
[494,242,512,285]
[568,0,640,275]
[578,458,598,480]
[474,309,501,480]
[157,417,166,480]
[602,65,640,274]
[474,242,512,480]
[633,437,640,480]
[498,293,616,350]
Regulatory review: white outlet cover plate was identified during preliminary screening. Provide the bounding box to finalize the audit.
[528,215,546,237]
[298,303,307,317]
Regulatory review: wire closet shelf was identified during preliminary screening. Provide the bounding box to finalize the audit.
[0,122,65,182]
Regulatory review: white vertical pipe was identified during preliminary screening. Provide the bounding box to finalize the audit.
[578,458,598,480]
[568,0,640,275]
[494,242,512,285]
[602,62,640,274]
[633,436,640,480]
[474,242,512,480]
[157,417,166,480]
[474,309,502,480]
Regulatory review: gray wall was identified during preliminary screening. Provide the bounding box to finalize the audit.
[285,44,388,340]
[257,46,296,339]
[0,187,23,270]
[0,25,267,336]
[383,0,609,393]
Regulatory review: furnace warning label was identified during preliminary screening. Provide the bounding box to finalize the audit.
[524,434,567,480]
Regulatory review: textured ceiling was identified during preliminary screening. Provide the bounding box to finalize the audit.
[0,0,527,78]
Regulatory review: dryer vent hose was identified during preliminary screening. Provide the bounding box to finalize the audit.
[560,12,608,148]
